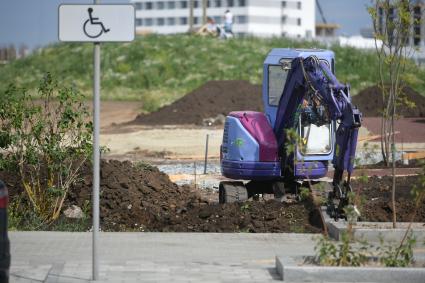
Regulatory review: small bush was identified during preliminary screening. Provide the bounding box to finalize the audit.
[0,73,92,224]
[314,233,369,267]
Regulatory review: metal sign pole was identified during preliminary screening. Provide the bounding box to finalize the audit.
[92,1,100,281]
[203,134,209,174]
[92,41,100,280]
[58,2,134,280]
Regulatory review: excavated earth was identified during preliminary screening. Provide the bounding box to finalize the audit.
[1,160,321,232]
[2,160,424,232]
[133,82,425,127]
[352,175,425,222]
[352,85,425,117]
[70,160,321,232]
[133,80,263,126]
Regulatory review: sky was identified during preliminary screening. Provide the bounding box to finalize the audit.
[0,0,372,49]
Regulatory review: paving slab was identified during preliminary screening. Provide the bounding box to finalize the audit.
[9,232,317,282]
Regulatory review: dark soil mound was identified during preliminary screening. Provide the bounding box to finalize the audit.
[151,200,322,233]
[69,160,204,231]
[352,175,425,222]
[353,85,425,117]
[2,159,320,232]
[71,160,320,232]
[133,80,263,125]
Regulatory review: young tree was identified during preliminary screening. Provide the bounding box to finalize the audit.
[369,0,415,228]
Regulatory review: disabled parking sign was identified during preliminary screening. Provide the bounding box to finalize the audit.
[59,4,135,42]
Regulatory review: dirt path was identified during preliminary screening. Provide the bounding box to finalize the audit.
[84,100,143,129]
[95,101,425,162]
[101,127,223,160]
[362,117,425,143]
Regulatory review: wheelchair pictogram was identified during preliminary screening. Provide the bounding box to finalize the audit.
[83,8,110,39]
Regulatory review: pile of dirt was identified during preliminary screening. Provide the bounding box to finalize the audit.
[69,160,205,231]
[133,80,263,126]
[71,160,320,232]
[352,175,425,222]
[4,160,424,229]
[2,159,321,232]
[150,200,322,233]
[352,85,425,117]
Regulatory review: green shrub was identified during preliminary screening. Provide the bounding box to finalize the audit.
[0,73,92,224]
[314,233,369,267]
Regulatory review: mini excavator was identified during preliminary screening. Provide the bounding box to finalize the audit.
[219,49,362,219]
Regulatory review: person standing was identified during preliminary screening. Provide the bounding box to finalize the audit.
[224,10,233,34]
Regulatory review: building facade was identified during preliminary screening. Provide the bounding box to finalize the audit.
[131,0,315,38]
[377,0,425,47]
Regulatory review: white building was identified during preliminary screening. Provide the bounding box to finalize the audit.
[131,0,316,38]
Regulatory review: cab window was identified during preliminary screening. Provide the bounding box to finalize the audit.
[268,62,290,106]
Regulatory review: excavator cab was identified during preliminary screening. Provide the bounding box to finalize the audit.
[263,49,335,128]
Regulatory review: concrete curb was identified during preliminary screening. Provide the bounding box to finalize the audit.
[275,256,425,282]
[321,207,425,244]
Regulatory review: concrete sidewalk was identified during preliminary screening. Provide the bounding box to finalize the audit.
[10,232,318,282]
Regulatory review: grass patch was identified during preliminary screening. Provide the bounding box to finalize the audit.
[1,34,424,112]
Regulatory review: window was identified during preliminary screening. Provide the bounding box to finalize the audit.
[145,2,153,9]
[145,18,153,26]
[167,1,175,9]
[238,0,246,6]
[214,16,221,24]
[135,2,143,10]
[180,1,188,8]
[167,17,176,25]
[207,0,211,7]
[268,62,291,106]
[297,1,301,9]
[281,1,287,8]
[194,17,199,24]
[236,15,247,24]
[299,119,332,155]
[297,18,301,26]
[136,18,143,26]
[179,17,188,25]
[157,18,165,26]
[194,1,199,8]
[157,2,165,9]
[281,15,287,24]
[227,0,234,7]
[214,0,221,7]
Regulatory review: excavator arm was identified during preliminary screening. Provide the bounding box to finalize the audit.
[274,56,362,217]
